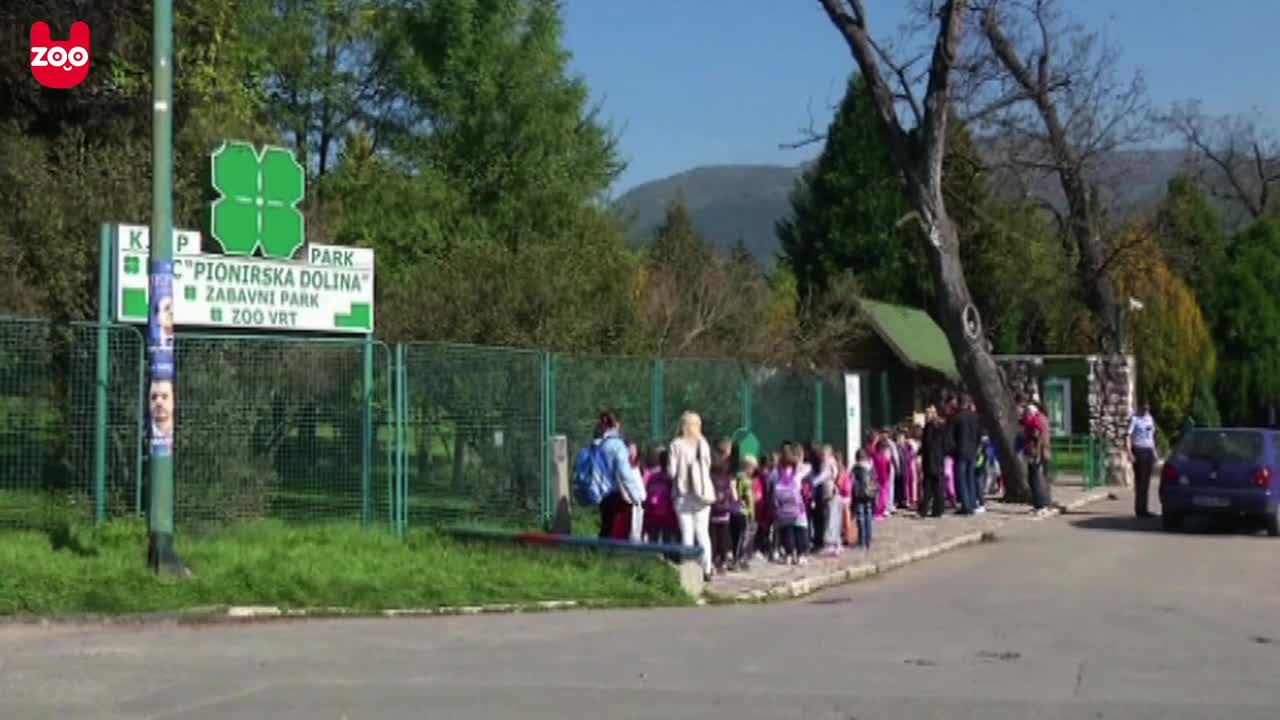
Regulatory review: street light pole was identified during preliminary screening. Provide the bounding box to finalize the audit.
[147,0,184,574]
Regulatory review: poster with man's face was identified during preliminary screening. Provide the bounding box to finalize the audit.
[149,379,175,457]
[149,267,175,354]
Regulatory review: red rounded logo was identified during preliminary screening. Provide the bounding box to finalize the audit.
[30,21,91,89]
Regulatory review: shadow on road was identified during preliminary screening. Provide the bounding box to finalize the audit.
[1068,514,1161,533]
[1070,513,1269,537]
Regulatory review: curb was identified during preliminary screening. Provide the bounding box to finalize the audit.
[711,488,1113,603]
[0,599,600,629]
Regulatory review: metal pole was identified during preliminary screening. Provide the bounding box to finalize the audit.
[361,335,373,527]
[398,344,409,535]
[94,225,111,525]
[147,0,183,574]
[540,353,553,530]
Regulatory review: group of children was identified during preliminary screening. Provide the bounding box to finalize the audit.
[622,424,1005,574]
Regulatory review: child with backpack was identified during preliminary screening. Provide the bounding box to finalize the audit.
[772,447,808,566]
[819,444,844,556]
[624,442,645,542]
[755,452,778,559]
[836,451,856,547]
[709,459,736,573]
[732,454,758,571]
[642,447,678,544]
[853,449,876,550]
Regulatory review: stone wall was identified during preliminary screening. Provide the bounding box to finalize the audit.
[1088,354,1136,486]
[993,353,1136,487]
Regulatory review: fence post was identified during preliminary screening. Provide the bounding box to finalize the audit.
[651,359,664,442]
[361,335,373,527]
[541,353,556,529]
[740,373,752,435]
[94,225,112,525]
[396,343,408,535]
[550,435,571,533]
[1084,435,1093,489]
[813,380,824,444]
[134,331,146,516]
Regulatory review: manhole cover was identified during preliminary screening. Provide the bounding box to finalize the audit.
[904,658,937,667]
[809,597,854,606]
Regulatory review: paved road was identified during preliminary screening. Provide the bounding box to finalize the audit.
[3,495,1279,719]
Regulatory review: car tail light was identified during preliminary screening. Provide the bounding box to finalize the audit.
[1252,467,1271,488]
[1161,463,1178,487]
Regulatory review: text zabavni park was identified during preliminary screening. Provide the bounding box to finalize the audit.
[112,224,375,334]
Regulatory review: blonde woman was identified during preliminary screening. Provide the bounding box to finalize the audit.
[667,411,716,581]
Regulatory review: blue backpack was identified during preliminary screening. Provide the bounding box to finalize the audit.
[573,441,615,506]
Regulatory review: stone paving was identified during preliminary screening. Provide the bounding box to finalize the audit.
[706,479,1111,601]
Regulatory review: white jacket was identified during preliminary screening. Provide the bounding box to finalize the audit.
[667,436,715,505]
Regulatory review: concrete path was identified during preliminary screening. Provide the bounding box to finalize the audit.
[3,491,1279,719]
[708,482,1108,600]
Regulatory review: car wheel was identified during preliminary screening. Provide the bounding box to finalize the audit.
[1161,512,1184,533]
[1265,508,1279,537]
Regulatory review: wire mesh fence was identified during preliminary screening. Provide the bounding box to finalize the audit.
[4,316,1005,536]
[400,342,545,531]
[173,334,394,529]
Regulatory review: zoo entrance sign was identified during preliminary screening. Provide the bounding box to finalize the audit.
[111,141,375,333]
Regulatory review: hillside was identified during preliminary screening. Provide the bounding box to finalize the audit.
[614,149,1195,264]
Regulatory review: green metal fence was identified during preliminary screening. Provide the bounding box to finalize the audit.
[1,315,1108,535]
[1048,434,1104,489]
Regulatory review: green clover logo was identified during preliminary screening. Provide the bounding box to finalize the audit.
[209,142,306,259]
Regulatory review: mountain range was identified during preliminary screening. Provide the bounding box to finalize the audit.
[613,149,1196,265]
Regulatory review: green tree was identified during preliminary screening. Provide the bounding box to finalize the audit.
[255,0,385,180]
[779,73,1073,353]
[1111,223,1215,441]
[319,0,638,351]
[1204,220,1280,425]
[777,75,923,307]
[377,0,621,247]
[640,198,768,357]
[1153,176,1229,292]
[0,0,272,320]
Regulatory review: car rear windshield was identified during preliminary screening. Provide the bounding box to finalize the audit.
[1176,430,1264,463]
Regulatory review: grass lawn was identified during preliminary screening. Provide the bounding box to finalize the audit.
[0,519,688,617]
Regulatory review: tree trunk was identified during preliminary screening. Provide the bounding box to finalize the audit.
[921,207,1030,501]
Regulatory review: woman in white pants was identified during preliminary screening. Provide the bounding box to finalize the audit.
[667,411,715,581]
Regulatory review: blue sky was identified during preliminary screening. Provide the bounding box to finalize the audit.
[561,0,1279,193]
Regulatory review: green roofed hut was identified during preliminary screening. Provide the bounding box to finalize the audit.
[845,298,960,431]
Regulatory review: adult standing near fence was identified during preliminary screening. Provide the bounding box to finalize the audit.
[1129,401,1158,519]
[1022,402,1051,516]
[668,411,716,582]
[950,394,981,515]
[594,412,643,541]
[918,405,947,518]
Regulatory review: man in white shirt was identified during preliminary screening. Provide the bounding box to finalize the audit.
[1128,401,1158,518]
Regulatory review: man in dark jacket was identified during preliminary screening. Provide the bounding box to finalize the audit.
[949,394,981,515]
[919,405,948,518]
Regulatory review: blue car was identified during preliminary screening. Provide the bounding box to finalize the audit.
[1159,428,1280,536]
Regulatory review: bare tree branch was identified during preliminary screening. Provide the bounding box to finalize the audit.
[963,0,1156,353]
[1164,101,1280,221]
[779,97,834,150]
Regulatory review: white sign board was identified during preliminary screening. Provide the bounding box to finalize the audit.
[112,224,374,333]
[844,373,862,462]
